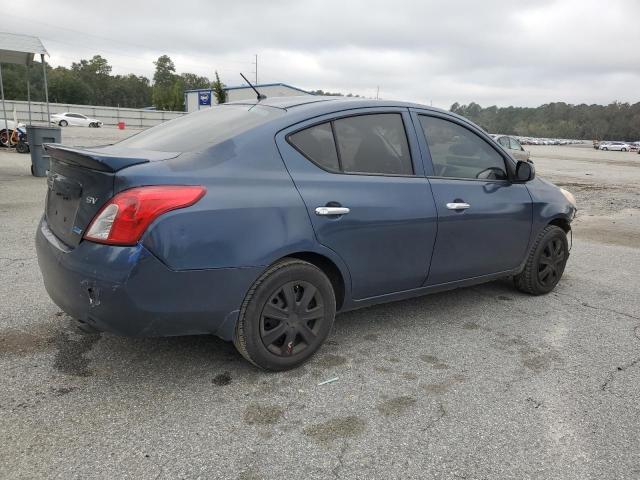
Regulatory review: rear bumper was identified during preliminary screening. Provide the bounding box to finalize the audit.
[35,217,262,340]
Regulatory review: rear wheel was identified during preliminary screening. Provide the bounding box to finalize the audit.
[514,225,568,295]
[234,258,336,371]
[16,141,29,154]
[59,120,68,127]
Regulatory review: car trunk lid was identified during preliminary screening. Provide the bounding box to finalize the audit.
[43,144,179,247]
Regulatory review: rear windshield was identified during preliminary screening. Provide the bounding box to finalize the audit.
[117,104,283,152]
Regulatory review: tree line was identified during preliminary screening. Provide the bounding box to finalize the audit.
[1,54,362,112]
[2,54,637,139]
[1,54,227,111]
[450,101,640,141]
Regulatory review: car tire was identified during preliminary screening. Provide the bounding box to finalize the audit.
[59,120,68,127]
[602,147,608,151]
[621,148,627,152]
[234,258,336,371]
[89,122,95,128]
[514,225,569,295]
[0,129,9,147]
[16,141,29,154]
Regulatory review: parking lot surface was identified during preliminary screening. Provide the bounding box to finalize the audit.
[1,128,639,479]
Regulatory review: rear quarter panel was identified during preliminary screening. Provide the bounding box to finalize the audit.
[114,127,347,276]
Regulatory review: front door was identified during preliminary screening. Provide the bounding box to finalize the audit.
[277,109,438,299]
[413,111,532,285]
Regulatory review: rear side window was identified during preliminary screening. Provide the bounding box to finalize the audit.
[334,114,412,175]
[288,113,413,176]
[118,104,284,152]
[288,123,340,171]
[419,115,507,180]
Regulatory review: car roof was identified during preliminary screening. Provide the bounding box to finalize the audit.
[224,95,455,121]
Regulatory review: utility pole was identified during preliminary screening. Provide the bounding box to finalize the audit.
[376,86,379,100]
[252,54,258,84]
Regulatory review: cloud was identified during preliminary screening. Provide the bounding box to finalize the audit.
[8,0,640,107]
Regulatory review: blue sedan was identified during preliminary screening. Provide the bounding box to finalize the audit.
[36,96,577,370]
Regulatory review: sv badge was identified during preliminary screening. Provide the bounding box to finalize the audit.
[85,196,98,205]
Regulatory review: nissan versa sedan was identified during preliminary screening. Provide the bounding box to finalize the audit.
[36,97,577,370]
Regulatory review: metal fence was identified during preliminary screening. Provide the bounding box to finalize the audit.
[3,100,185,128]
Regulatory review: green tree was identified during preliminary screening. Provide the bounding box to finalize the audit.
[71,55,112,105]
[181,72,210,91]
[152,55,178,110]
[212,71,226,104]
[48,67,92,104]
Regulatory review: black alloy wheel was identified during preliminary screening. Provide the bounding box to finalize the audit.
[537,237,566,288]
[514,225,569,295]
[234,258,336,370]
[260,281,325,357]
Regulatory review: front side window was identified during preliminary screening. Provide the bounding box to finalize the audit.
[498,136,510,148]
[509,137,522,150]
[419,115,508,180]
[288,113,414,176]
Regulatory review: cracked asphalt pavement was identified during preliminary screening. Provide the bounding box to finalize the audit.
[1,129,639,479]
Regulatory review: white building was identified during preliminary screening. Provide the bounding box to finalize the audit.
[185,83,312,112]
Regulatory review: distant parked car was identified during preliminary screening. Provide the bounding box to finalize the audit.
[36,97,577,370]
[493,135,531,162]
[599,141,630,151]
[50,112,102,128]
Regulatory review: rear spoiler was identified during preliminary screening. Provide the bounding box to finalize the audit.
[44,144,179,173]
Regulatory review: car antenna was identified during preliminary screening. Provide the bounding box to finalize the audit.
[240,73,266,101]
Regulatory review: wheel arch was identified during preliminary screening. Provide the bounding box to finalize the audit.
[280,251,347,311]
[548,215,571,233]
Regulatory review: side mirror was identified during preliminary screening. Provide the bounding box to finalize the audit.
[515,160,535,182]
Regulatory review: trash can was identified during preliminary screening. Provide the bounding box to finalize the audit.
[26,125,61,177]
[117,121,126,130]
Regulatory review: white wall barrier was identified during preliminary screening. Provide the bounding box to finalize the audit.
[2,100,185,128]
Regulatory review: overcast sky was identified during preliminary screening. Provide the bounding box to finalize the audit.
[8,0,640,108]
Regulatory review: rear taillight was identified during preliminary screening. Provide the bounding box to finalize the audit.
[84,185,206,246]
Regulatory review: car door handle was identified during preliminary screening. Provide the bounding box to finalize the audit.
[315,206,350,216]
[446,202,470,210]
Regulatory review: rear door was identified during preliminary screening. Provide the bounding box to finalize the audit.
[411,110,532,285]
[277,108,438,300]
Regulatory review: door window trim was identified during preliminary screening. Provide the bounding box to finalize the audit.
[412,110,517,183]
[285,110,418,178]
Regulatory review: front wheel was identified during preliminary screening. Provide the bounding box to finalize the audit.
[514,225,569,295]
[621,148,627,152]
[59,120,68,127]
[234,258,336,371]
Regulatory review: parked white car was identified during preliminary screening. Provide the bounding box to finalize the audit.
[599,142,631,151]
[50,112,103,128]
